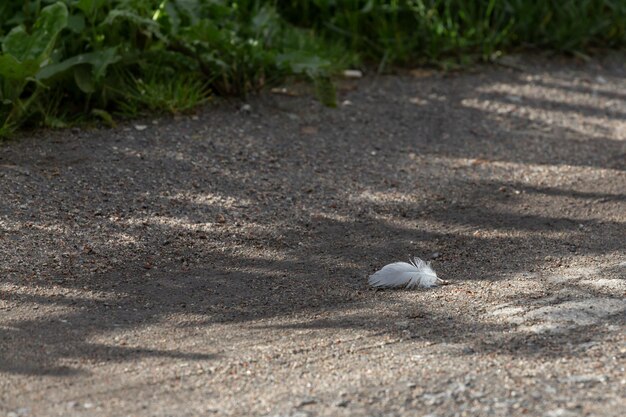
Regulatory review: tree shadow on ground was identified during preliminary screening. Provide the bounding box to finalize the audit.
[1,60,624,376]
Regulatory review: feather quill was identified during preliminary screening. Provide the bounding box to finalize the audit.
[368,257,445,289]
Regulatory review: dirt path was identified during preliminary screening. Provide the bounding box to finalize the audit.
[1,55,625,417]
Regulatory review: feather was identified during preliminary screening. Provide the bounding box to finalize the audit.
[368,257,445,289]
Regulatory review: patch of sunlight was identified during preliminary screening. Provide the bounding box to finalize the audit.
[428,154,625,178]
[0,218,72,234]
[546,262,626,292]
[230,247,289,262]
[0,218,21,232]
[375,210,581,240]
[1,282,122,302]
[523,74,626,96]
[307,210,355,223]
[122,215,206,229]
[489,305,527,317]
[106,232,140,245]
[121,215,280,236]
[225,265,291,278]
[350,190,421,205]
[521,298,626,333]
[165,192,253,208]
[479,80,623,109]
[580,278,626,291]
[463,97,618,138]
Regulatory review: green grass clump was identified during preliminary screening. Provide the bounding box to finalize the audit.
[0,0,346,138]
[0,1,624,138]
[276,0,626,67]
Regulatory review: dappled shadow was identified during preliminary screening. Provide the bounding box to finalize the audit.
[0,58,625,376]
[0,287,217,376]
[257,258,625,358]
[515,78,626,105]
[484,181,626,202]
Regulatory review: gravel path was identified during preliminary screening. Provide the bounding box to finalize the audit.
[1,55,625,417]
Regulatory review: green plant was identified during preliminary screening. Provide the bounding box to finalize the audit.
[117,69,211,114]
[1,0,351,138]
[276,0,626,67]
[0,2,68,135]
[1,1,625,138]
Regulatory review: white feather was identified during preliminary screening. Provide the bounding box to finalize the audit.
[368,257,443,289]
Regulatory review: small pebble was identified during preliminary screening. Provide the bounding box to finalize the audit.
[343,69,363,78]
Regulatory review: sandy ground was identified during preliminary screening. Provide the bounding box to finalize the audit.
[1,55,625,417]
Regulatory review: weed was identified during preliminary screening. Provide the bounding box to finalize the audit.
[0,1,624,138]
[119,69,211,115]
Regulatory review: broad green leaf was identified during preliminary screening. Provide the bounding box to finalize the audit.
[74,65,95,93]
[76,0,106,17]
[44,116,67,128]
[88,47,120,79]
[0,54,40,79]
[67,14,86,33]
[91,108,115,127]
[36,47,120,81]
[252,6,280,33]
[276,51,330,76]
[163,2,181,34]
[184,20,223,44]
[2,2,68,62]
[102,9,164,40]
[361,0,375,13]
